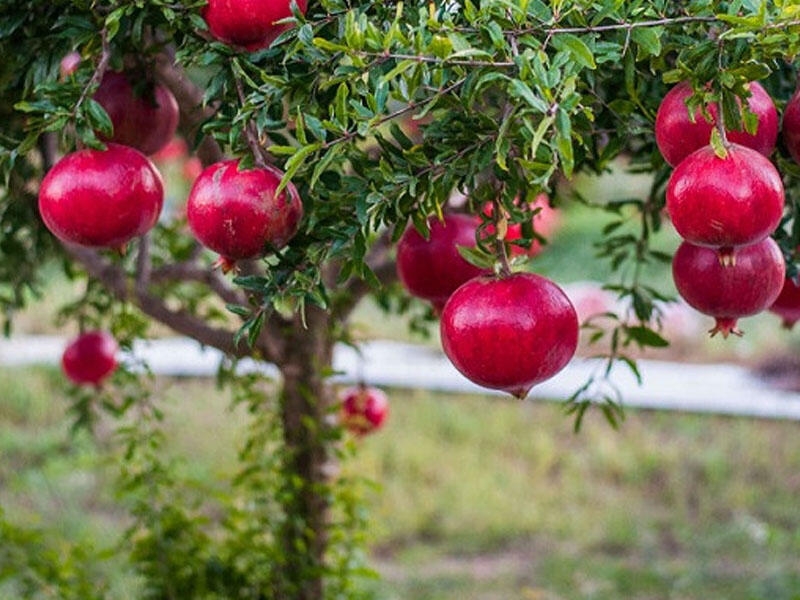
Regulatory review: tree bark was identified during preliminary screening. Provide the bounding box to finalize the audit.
[276,305,335,600]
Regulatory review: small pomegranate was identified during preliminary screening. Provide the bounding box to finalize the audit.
[782,88,800,165]
[769,276,800,329]
[61,331,119,386]
[339,385,389,436]
[93,71,179,156]
[186,160,303,270]
[396,213,490,313]
[38,144,164,249]
[672,238,785,338]
[481,194,560,257]
[666,143,784,256]
[59,51,81,79]
[203,0,308,50]
[655,81,778,167]
[440,272,579,399]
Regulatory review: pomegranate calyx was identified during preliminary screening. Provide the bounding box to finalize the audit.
[717,247,736,267]
[709,317,743,339]
[213,256,238,274]
[781,319,797,330]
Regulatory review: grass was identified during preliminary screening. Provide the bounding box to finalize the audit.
[2,367,800,599]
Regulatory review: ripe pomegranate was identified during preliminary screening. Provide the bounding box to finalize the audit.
[665,143,784,257]
[440,272,579,399]
[93,71,179,156]
[482,194,560,257]
[396,213,489,313]
[39,144,164,249]
[782,88,800,165]
[203,0,308,50]
[339,385,389,436]
[769,276,800,329]
[672,237,785,338]
[655,81,778,167]
[61,331,119,386]
[186,160,303,270]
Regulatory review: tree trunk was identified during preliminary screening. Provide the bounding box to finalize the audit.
[276,305,335,600]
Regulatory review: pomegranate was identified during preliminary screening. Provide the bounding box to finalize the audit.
[93,71,179,156]
[672,237,785,337]
[440,272,579,399]
[655,81,778,167]
[339,385,389,436]
[665,143,784,256]
[186,160,303,270]
[61,331,119,386]
[481,194,560,257]
[396,213,490,313]
[203,0,308,50]
[782,88,800,165]
[769,276,800,329]
[38,144,164,249]
[59,51,81,79]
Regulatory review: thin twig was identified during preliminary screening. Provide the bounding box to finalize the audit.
[232,66,269,168]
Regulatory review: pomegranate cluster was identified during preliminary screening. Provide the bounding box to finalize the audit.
[656,80,789,337]
[396,201,578,399]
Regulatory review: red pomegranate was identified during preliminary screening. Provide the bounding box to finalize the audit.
[186,160,303,270]
[782,88,800,165]
[440,272,579,399]
[655,81,778,167]
[769,276,800,329]
[339,385,389,436]
[203,0,308,50]
[666,143,784,257]
[39,144,164,249]
[396,213,489,313]
[672,238,785,338]
[93,71,179,156]
[482,194,560,257]
[61,331,119,386]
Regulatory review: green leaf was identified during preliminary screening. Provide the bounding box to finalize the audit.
[631,26,662,57]
[277,143,322,195]
[624,325,669,348]
[85,99,113,136]
[552,33,596,70]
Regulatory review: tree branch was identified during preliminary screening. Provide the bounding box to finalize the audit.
[152,52,224,166]
[150,261,248,307]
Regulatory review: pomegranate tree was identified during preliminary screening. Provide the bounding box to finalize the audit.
[38,143,164,249]
[672,238,785,337]
[93,71,179,156]
[396,213,489,312]
[61,331,119,386]
[203,0,308,50]
[339,385,389,436]
[655,81,778,167]
[440,272,579,399]
[665,143,784,257]
[186,160,304,270]
[481,194,560,257]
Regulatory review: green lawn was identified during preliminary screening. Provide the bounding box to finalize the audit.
[2,367,800,599]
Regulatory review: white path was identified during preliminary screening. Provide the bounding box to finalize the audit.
[1,335,799,421]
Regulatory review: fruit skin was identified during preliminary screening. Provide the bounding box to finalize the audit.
[93,71,179,156]
[482,194,560,257]
[339,385,389,436]
[396,214,490,313]
[186,160,303,267]
[655,81,778,167]
[672,237,785,338]
[769,277,800,329]
[782,88,800,165]
[665,143,784,252]
[440,272,579,399]
[203,0,308,50]
[38,144,164,249]
[61,331,119,386]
